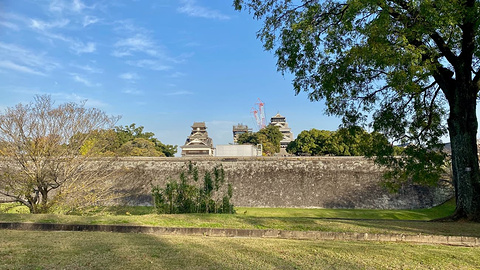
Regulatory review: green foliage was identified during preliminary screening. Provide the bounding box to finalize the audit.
[237,125,283,155]
[77,123,177,157]
[151,163,235,214]
[234,1,474,198]
[113,124,177,157]
[287,127,394,156]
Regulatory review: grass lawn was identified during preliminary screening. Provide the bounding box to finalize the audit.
[1,200,480,269]
[2,199,480,238]
[1,230,479,270]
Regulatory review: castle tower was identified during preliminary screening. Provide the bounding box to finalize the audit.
[233,123,252,144]
[180,122,214,156]
[269,113,294,154]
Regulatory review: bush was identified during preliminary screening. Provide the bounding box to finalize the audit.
[151,162,235,214]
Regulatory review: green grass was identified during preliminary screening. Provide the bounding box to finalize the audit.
[2,199,480,238]
[1,230,479,270]
[0,199,457,220]
[235,199,456,220]
[1,200,479,269]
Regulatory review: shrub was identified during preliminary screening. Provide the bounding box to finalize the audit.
[151,162,235,214]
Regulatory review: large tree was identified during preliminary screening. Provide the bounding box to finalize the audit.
[235,0,480,220]
[237,125,283,155]
[0,95,120,213]
[113,124,177,157]
[287,127,382,156]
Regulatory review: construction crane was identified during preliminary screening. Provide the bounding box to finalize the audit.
[251,98,266,130]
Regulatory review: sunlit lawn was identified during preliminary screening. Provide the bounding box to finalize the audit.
[1,230,479,270]
[2,199,480,238]
[2,200,480,269]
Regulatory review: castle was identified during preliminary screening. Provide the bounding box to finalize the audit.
[181,113,294,157]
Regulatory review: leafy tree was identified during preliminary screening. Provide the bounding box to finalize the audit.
[78,123,177,157]
[287,127,387,156]
[113,124,177,157]
[287,129,336,155]
[119,138,164,157]
[235,0,480,220]
[237,125,283,155]
[0,95,120,213]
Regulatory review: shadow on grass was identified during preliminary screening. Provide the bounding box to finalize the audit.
[3,230,480,269]
[1,230,356,269]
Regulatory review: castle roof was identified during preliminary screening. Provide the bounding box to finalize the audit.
[192,122,206,128]
[271,113,285,119]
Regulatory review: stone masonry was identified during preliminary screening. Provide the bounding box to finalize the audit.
[113,156,453,209]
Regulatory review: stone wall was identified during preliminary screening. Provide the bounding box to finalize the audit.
[112,156,453,209]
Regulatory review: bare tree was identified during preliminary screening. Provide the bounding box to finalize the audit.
[0,95,120,213]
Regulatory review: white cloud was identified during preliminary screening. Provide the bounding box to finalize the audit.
[113,34,160,57]
[126,59,171,71]
[169,72,186,78]
[0,21,20,30]
[178,0,230,20]
[30,18,69,30]
[119,72,139,80]
[49,0,95,14]
[50,92,109,108]
[0,42,59,74]
[32,29,96,55]
[72,0,87,12]
[122,89,143,95]
[165,90,193,96]
[71,41,96,54]
[113,20,149,35]
[83,16,99,27]
[0,60,46,76]
[71,73,101,87]
[71,64,103,74]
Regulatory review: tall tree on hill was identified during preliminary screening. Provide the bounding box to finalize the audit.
[0,95,120,213]
[235,0,480,220]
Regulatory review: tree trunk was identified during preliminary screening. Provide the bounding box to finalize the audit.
[447,84,480,221]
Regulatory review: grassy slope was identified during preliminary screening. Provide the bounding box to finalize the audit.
[1,230,479,270]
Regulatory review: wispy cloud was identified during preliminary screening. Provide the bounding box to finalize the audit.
[30,18,69,30]
[119,72,139,81]
[113,34,160,57]
[178,0,230,20]
[50,92,109,108]
[71,63,103,74]
[31,28,96,55]
[122,89,143,95]
[49,0,94,14]
[0,21,20,30]
[126,59,171,71]
[71,41,96,54]
[0,60,46,76]
[169,72,186,78]
[71,73,101,87]
[82,16,99,27]
[0,42,59,75]
[165,90,193,96]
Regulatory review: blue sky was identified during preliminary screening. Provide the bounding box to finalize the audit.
[0,0,342,153]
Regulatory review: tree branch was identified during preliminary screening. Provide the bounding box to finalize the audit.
[430,32,458,68]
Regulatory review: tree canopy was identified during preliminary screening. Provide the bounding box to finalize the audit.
[237,125,283,155]
[287,127,396,156]
[235,0,480,220]
[113,124,177,157]
[78,123,177,157]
